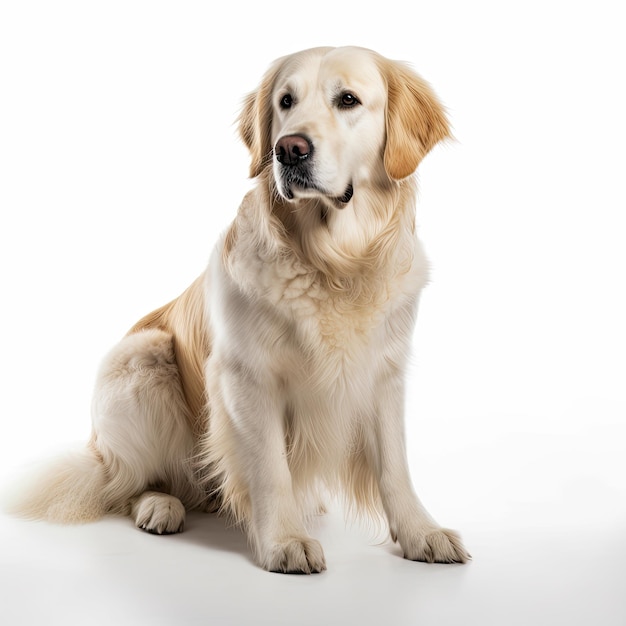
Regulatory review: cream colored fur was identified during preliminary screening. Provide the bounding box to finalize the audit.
[9,46,469,572]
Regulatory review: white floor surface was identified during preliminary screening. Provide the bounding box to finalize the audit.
[1,506,624,626]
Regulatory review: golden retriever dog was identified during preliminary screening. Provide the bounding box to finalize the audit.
[11,46,469,573]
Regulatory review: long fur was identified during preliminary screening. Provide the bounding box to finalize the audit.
[8,46,469,572]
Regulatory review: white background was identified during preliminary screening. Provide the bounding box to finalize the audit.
[1,1,625,624]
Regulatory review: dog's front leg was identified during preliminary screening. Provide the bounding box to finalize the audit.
[372,376,470,564]
[219,364,326,574]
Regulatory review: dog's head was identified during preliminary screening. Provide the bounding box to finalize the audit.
[238,46,450,210]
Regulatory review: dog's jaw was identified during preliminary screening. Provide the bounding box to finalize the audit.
[278,177,354,210]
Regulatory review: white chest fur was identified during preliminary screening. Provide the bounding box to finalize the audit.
[210,225,427,413]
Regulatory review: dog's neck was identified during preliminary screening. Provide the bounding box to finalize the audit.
[265,175,417,290]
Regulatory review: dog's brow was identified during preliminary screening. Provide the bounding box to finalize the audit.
[329,80,347,94]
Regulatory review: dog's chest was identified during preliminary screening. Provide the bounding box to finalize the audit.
[260,259,416,393]
[223,230,423,391]
[261,260,388,352]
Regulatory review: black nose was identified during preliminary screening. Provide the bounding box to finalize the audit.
[275,134,312,166]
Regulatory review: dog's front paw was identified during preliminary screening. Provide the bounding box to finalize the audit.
[398,527,470,564]
[260,537,327,574]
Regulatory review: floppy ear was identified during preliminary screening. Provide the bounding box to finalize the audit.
[380,59,451,180]
[238,60,282,179]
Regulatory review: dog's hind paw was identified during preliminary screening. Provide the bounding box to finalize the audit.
[132,491,186,535]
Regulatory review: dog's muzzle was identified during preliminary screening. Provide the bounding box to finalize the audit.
[274,134,353,206]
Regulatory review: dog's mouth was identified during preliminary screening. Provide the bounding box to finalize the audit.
[282,180,354,208]
[337,184,354,204]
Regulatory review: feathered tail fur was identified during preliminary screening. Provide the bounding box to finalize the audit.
[5,444,107,523]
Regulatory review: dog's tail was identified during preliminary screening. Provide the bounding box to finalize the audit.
[4,443,107,524]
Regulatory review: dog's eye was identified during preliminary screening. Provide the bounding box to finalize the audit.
[338,92,360,108]
[280,94,294,109]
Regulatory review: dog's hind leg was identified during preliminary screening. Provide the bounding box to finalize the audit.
[92,328,202,533]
